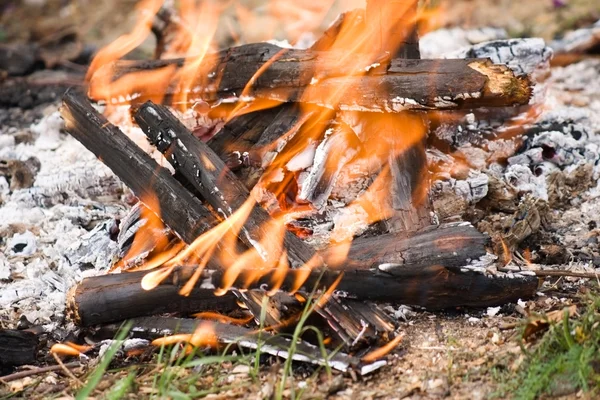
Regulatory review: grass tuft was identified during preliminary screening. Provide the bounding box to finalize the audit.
[494,294,600,399]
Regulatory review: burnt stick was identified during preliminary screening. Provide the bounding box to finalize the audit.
[134,101,317,268]
[61,90,226,248]
[96,316,381,374]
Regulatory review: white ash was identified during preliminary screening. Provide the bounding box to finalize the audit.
[7,230,37,256]
[550,19,600,54]
[419,27,508,59]
[286,141,317,171]
[446,38,553,79]
[0,107,126,331]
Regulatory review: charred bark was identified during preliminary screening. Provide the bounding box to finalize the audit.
[0,330,38,370]
[134,101,317,268]
[66,268,238,327]
[89,43,532,111]
[96,316,381,374]
[60,90,221,247]
[66,223,538,325]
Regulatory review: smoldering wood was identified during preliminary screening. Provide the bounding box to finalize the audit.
[206,106,287,159]
[96,316,384,374]
[60,90,222,247]
[315,295,378,351]
[90,43,532,111]
[134,101,317,268]
[333,222,489,271]
[67,222,538,322]
[66,269,238,327]
[71,260,539,317]
[0,330,38,368]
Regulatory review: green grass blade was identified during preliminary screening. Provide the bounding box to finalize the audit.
[76,321,132,400]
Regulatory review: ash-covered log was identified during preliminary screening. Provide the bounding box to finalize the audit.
[134,101,318,268]
[89,43,531,111]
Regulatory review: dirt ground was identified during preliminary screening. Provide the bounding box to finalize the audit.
[2,1,600,399]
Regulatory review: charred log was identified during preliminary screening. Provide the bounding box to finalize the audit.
[134,101,317,268]
[96,316,383,374]
[89,43,532,111]
[66,223,538,325]
[66,269,238,327]
[60,90,224,248]
[0,330,38,370]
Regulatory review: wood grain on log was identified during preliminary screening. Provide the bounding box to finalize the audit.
[89,43,531,111]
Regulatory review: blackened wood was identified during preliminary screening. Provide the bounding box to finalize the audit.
[134,101,317,268]
[68,223,538,314]
[89,43,531,111]
[0,74,83,109]
[206,106,283,158]
[235,290,301,329]
[0,330,37,368]
[97,316,375,373]
[315,295,377,351]
[66,269,238,327]
[60,90,220,246]
[332,222,489,271]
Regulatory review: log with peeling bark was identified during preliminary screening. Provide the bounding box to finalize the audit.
[96,316,386,375]
[60,90,230,259]
[89,43,531,111]
[134,101,318,268]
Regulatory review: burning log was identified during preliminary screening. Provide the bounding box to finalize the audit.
[66,269,239,327]
[96,316,387,375]
[89,43,532,111]
[66,223,538,327]
[134,101,317,268]
[61,90,222,248]
[68,262,539,324]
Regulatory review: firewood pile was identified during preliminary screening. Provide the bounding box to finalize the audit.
[1,0,600,382]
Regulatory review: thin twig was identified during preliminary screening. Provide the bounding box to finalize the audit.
[52,352,85,387]
[533,270,600,279]
[498,265,600,280]
[0,362,81,383]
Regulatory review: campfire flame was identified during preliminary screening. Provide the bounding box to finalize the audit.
[79,5,497,360]
[85,0,439,300]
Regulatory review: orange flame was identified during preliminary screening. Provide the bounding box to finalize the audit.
[50,342,93,357]
[151,322,218,351]
[361,334,404,362]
